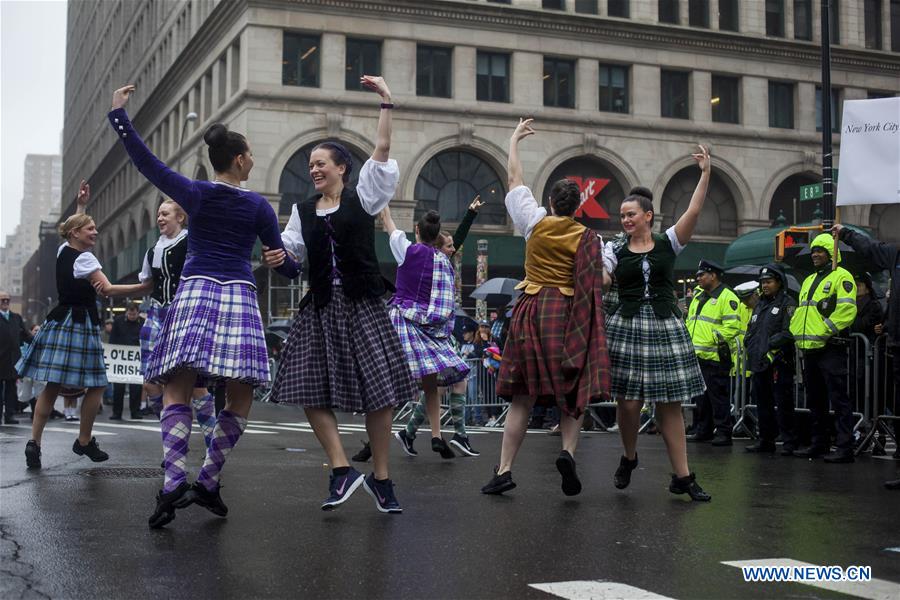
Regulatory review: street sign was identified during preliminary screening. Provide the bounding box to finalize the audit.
[798,170,838,202]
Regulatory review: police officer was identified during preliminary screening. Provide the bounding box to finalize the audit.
[687,260,742,446]
[789,233,858,463]
[743,263,798,454]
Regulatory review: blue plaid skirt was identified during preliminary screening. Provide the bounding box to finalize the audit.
[389,306,469,387]
[139,303,168,375]
[16,310,108,388]
[144,277,269,387]
[607,303,705,404]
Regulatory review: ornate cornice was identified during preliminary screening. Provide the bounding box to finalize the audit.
[254,0,900,75]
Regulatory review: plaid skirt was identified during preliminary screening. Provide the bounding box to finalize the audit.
[497,288,606,407]
[607,303,705,404]
[16,310,108,388]
[270,290,416,412]
[144,277,269,387]
[389,307,469,387]
[139,303,168,375]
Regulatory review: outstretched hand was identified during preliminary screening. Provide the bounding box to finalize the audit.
[261,245,286,268]
[830,223,844,237]
[468,195,484,212]
[91,279,108,296]
[360,75,392,101]
[692,144,711,173]
[112,84,136,110]
[512,118,535,143]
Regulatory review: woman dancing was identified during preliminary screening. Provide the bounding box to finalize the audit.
[481,119,609,496]
[108,84,300,528]
[265,76,414,514]
[603,146,712,502]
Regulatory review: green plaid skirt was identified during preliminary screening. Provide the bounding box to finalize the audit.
[607,303,705,404]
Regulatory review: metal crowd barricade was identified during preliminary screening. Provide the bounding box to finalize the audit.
[731,339,754,438]
[856,334,899,456]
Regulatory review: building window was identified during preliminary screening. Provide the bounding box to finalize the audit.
[608,0,629,17]
[711,75,739,124]
[416,45,452,98]
[719,0,739,31]
[283,32,319,87]
[793,0,812,40]
[543,57,576,109]
[543,0,565,9]
[766,0,784,37]
[575,0,599,13]
[476,51,510,103]
[345,38,381,91]
[768,81,794,129]
[815,87,841,133]
[893,0,900,52]
[599,64,628,113]
[659,0,679,23]
[689,0,709,27]
[830,0,840,44]
[865,0,883,49]
[414,150,506,225]
[661,70,690,119]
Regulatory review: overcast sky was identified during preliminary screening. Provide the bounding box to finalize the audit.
[1,0,67,247]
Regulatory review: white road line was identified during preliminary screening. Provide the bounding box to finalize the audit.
[529,580,675,600]
[0,424,115,436]
[722,559,900,600]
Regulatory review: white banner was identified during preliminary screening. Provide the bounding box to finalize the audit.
[836,97,900,206]
[102,343,143,384]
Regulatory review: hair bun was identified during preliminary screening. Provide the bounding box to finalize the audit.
[424,210,441,224]
[628,186,653,202]
[203,123,228,147]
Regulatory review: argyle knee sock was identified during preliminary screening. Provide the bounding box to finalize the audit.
[160,404,193,493]
[190,393,216,450]
[449,393,467,437]
[147,394,163,417]
[405,392,427,438]
[196,410,247,493]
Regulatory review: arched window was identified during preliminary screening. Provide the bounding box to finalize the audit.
[662,169,737,237]
[870,204,900,245]
[768,173,821,225]
[540,155,628,232]
[414,150,506,225]
[278,142,368,216]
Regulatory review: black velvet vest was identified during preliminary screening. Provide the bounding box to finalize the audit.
[146,235,188,305]
[50,245,99,325]
[297,187,386,308]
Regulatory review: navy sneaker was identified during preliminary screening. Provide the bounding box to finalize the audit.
[72,437,109,462]
[449,433,480,457]
[362,473,403,513]
[321,467,364,511]
[394,430,417,456]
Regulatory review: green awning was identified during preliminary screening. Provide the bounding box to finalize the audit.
[675,241,728,272]
[723,223,871,268]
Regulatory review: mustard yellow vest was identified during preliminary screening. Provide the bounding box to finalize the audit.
[517,216,586,297]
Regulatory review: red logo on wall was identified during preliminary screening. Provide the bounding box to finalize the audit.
[566,176,610,219]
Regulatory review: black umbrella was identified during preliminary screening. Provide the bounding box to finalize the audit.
[470,277,522,307]
[452,307,477,342]
[724,265,801,294]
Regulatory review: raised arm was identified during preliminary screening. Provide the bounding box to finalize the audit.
[380,205,398,235]
[672,145,711,246]
[75,180,90,215]
[452,195,482,252]
[507,118,534,190]
[92,276,152,298]
[361,76,393,162]
[109,85,201,213]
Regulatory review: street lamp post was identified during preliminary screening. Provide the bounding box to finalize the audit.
[820,1,835,228]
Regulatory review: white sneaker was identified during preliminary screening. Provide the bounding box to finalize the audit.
[485,417,497,427]
[607,424,619,433]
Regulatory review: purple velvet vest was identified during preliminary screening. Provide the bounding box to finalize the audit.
[394,244,436,308]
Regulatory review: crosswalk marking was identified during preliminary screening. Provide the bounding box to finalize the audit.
[722,559,900,600]
[529,580,675,599]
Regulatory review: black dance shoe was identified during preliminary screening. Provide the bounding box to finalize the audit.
[175,482,228,517]
[148,482,190,529]
[669,473,711,502]
[481,467,516,495]
[613,454,638,489]
[72,437,109,462]
[351,440,372,462]
[25,440,41,469]
[555,450,582,496]
[431,437,455,460]
[794,445,828,459]
[823,448,854,464]
[745,440,776,454]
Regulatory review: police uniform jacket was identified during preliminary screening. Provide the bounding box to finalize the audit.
[687,283,742,364]
[744,289,796,373]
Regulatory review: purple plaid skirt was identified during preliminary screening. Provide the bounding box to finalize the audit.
[144,277,269,386]
[270,289,416,412]
[139,303,168,375]
[389,306,469,386]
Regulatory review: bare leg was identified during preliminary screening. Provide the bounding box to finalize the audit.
[163,370,194,408]
[497,395,536,474]
[656,402,690,477]
[305,407,349,469]
[223,380,253,418]
[421,374,441,438]
[559,411,585,455]
[30,383,60,445]
[77,387,105,445]
[366,406,393,480]
[617,399,642,460]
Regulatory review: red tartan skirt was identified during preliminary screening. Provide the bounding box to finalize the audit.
[497,287,605,410]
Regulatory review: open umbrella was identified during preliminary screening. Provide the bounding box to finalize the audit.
[724,265,800,294]
[452,307,477,342]
[470,277,522,307]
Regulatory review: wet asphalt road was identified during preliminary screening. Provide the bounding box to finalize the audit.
[1,402,898,600]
